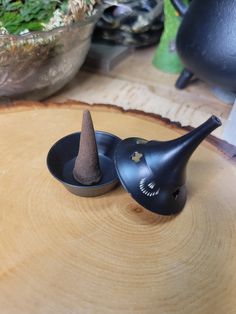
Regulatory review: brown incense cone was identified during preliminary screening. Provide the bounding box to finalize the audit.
[73,110,102,185]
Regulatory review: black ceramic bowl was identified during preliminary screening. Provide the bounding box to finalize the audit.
[47,131,121,197]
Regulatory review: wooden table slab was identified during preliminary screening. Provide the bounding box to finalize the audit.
[0,102,236,314]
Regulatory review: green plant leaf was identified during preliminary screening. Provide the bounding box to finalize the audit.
[0,0,97,35]
[0,0,61,34]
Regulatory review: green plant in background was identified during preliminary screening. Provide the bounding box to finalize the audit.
[152,0,189,74]
[0,0,97,35]
[0,0,64,34]
[0,0,99,98]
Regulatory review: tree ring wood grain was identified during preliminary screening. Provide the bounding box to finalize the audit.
[0,102,236,314]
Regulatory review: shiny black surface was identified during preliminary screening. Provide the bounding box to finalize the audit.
[115,116,221,215]
[47,131,121,197]
[171,0,236,91]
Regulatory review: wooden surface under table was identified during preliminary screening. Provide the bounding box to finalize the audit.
[0,101,236,314]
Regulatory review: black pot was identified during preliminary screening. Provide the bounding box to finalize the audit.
[171,0,236,91]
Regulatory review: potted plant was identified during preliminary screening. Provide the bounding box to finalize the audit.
[0,0,101,100]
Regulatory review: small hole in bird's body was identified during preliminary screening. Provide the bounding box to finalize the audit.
[172,188,180,200]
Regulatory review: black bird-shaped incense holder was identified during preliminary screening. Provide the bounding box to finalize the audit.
[114,116,222,215]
